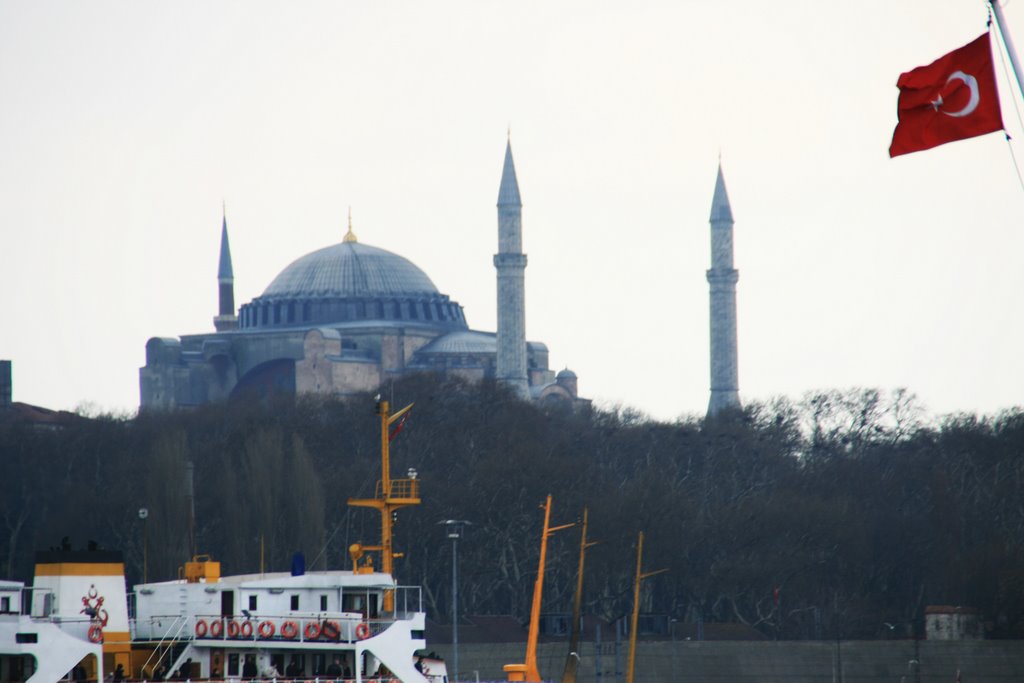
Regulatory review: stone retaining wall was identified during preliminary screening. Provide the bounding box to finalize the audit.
[431,640,1024,683]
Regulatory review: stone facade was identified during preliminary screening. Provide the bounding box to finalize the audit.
[139,143,583,410]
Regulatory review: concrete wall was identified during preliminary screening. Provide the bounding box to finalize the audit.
[433,640,1024,683]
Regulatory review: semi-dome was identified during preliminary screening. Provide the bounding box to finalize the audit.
[263,242,439,299]
[238,239,467,331]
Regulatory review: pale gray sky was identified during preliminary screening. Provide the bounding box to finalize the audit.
[2,1,1022,421]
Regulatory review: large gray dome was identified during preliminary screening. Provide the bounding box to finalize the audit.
[263,242,439,298]
[238,239,466,331]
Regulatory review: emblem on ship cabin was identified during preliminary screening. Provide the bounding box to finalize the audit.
[80,584,109,627]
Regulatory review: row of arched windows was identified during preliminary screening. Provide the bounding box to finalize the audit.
[239,297,466,329]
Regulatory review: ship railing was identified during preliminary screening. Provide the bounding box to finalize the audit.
[375,478,420,500]
[387,584,423,618]
[140,614,189,678]
[186,612,396,643]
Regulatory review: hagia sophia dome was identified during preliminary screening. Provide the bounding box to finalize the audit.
[237,230,468,332]
[139,140,585,410]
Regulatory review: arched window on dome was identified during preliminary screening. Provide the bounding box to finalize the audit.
[287,302,296,323]
[423,301,433,321]
[303,301,311,322]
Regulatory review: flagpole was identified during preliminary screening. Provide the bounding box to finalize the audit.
[990,0,1024,100]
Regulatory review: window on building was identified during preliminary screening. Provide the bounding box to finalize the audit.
[228,655,240,677]
[291,594,299,611]
[248,595,257,611]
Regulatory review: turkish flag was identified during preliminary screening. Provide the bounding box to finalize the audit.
[889,33,1004,157]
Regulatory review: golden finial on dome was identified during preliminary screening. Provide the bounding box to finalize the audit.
[343,206,358,243]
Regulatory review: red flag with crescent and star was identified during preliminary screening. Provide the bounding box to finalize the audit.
[889,32,1004,157]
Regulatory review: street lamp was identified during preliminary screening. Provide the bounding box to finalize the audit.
[440,520,470,682]
[138,508,149,583]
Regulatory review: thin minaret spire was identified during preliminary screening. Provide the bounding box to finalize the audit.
[494,136,529,399]
[213,204,238,332]
[706,163,741,417]
[344,206,358,243]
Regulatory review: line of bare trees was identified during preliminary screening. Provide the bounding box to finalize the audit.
[1,375,1022,639]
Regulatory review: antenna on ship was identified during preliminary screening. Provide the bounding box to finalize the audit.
[504,495,574,683]
[348,397,419,612]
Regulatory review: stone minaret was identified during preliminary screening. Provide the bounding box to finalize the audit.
[213,207,238,332]
[494,138,530,398]
[706,164,741,417]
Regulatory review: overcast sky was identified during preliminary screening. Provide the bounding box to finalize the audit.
[2,1,1023,422]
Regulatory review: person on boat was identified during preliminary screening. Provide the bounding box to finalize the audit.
[242,656,258,679]
[285,657,302,677]
[113,665,125,682]
[326,657,343,678]
[261,660,281,679]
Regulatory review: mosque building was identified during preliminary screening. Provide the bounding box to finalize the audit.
[139,140,583,409]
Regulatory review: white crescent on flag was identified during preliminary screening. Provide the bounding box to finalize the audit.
[943,70,980,118]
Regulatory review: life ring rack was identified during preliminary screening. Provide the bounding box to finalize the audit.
[209,618,224,638]
[321,619,341,641]
[88,624,103,643]
[258,620,275,639]
[355,622,371,640]
[304,621,321,640]
[281,620,299,639]
[239,620,254,638]
[194,619,208,638]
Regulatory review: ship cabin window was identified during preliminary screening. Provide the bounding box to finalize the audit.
[248,595,258,611]
[227,654,240,676]
[0,596,10,613]
[320,594,328,611]
[342,592,379,617]
[290,594,299,610]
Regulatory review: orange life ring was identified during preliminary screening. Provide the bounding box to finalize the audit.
[194,619,208,638]
[281,620,299,639]
[87,624,103,643]
[355,622,371,640]
[304,621,321,640]
[239,620,254,638]
[209,618,224,638]
[227,619,240,638]
[258,620,275,638]
[321,620,340,640]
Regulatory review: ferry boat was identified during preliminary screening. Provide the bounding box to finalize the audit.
[1,400,447,683]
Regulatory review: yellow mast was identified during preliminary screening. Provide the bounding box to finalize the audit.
[562,507,599,683]
[505,495,574,683]
[626,532,667,683]
[347,399,419,611]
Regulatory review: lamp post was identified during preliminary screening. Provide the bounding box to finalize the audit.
[441,520,470,683]
[138,508,149,583]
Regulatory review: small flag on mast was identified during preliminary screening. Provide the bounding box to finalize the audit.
[890,33,1004,157]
